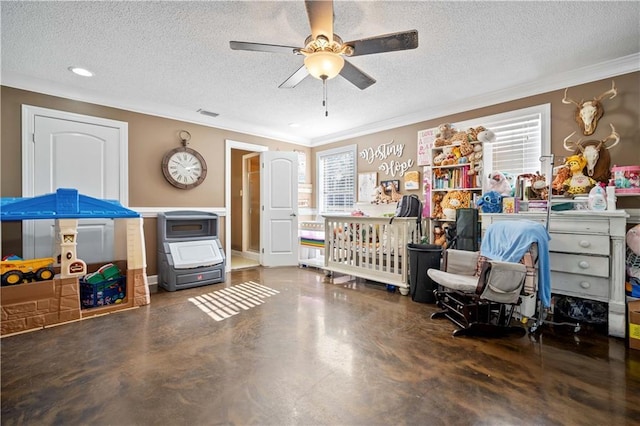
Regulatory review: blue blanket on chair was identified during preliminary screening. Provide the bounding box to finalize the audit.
[480,220,551,307]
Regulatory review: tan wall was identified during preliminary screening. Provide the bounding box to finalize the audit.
[2,73,639,273]
[1,86,309,273]
[311,72,640,210]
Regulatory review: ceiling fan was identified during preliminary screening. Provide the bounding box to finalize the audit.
[229,0,418,92]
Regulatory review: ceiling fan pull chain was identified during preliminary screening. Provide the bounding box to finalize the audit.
[323,77,328,117]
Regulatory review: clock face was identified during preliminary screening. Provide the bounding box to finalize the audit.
[161,147,207,189]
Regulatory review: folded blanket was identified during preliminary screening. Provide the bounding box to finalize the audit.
[480,220,551,307]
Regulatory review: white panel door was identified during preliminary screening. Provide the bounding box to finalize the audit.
[23,108,127,264]
[260,151,298,267]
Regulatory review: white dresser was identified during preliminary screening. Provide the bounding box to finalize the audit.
[482,211,629,338]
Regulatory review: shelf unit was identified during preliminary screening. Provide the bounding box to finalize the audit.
[298,221,325,269]
[426,138,491,244]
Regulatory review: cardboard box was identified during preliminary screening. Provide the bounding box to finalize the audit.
[629,300,640,350]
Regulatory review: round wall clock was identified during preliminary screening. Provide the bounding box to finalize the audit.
[161,130,207,189]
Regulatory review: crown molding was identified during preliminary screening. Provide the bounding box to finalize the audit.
[3,53,638,148]
[309,53,640,146]
[0,71,310,147]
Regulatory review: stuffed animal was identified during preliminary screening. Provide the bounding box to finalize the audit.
[552,164,571,195]
[459,138,474,157]
[440,146,457,166]
[440,190,472,220]
[431,192,444,219]
[488,171,514,196]
[477,191,503,213]
[562,154,597,196]
[477,129,496,143]
[433,225,447,247]
[467,144,483,176]
[521,172,549,200]
[435,123,456,141]
[626,224,640,279]
[373,184,393,204]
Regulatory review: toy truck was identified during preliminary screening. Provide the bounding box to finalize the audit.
[1,256,56,286]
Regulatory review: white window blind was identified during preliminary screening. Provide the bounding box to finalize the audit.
[456,104,551,178]
[486,113,542,175]
[317,145,356,213]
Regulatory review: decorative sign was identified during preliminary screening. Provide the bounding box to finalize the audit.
[417,128,437,166]
[404,171,420,190]
[423,166,432,218]
[360,139,414,177]
[358,172,378,202]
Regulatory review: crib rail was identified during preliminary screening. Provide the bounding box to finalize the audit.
[323,215,421,289]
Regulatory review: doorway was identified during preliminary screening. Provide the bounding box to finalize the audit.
[243,153,261,254]
[226,140,266,270]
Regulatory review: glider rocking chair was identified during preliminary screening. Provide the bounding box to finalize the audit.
[427,220,549,337]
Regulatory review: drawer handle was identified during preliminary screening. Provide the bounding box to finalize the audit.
[578,260,590,269]
[579,240,591,248]
[579,281,591,289]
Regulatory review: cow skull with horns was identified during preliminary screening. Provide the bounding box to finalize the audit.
[563,123,620,183]
[562,80,617,136]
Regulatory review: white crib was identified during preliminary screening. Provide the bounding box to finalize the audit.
[323,215,421,295]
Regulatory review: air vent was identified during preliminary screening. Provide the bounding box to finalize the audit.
[197,109,219,118]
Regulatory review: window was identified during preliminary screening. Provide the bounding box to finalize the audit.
[316,145,357,214]
[455,104,551,180]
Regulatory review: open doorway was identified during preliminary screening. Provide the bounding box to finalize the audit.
[226,140,267,270]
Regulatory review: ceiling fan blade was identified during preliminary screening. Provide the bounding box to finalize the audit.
[279,65,310,89]
[340,60,376,90]
[305,0,334,42]
[230,41,301,55]
[345,30,419,57]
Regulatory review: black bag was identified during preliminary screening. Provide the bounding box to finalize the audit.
[395,194,422,218]
[391,194,423,236]
[455,208,479,251]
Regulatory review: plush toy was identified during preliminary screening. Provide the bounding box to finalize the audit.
[467,144,483,176]
[626,224,640,279]
[520,172,549,200]
[477,129,496,143]
[440,190,472,220]
[459,138,474,157]
[440,146,457,166]
[488,171,514,196]
[373,184,393,204]
[562,154,597,196]
[431,192,444,219]
[432,151,446,166]
[477,191,503,213]
[552,164,571,195]
[433,225,447,247]
[435,123,456,141]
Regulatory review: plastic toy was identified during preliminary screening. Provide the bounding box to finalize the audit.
[1,256,55,286]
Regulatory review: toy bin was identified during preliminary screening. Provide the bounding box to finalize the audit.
[612,165,640,194]
[80,276,126,308]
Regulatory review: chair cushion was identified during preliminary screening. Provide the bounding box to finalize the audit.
[428,269,479,292]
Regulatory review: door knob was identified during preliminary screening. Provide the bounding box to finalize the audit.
[290,213,297,217]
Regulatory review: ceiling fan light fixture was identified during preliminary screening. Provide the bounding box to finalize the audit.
[304,51,344,80]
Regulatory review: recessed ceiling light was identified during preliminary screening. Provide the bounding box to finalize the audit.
[288,123,301,128]
[68,66,93,77]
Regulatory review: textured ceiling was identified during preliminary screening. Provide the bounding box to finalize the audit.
[2,1,639,146]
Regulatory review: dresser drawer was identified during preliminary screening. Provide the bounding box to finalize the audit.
[551,271,609,300]
[548,217,612,234]
[549,253,609,277]
[549,233,610,256]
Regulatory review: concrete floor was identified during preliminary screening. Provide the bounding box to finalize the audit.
[2,266,639,425]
